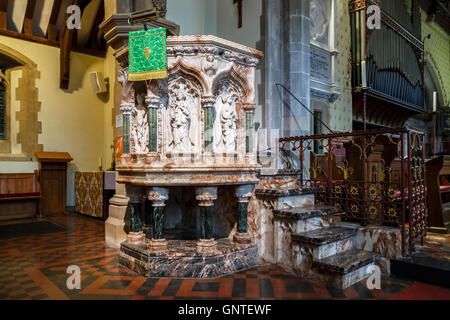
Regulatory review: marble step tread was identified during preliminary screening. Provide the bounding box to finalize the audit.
[312,249,376,274]
[291,227,356,246]
[255,187,317,198]
[273,205,338,220]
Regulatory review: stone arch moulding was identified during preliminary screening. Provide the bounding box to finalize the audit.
[425,52,448,107]
[168,56,209,96]
[211,63,252,105]
[0,43,42,160]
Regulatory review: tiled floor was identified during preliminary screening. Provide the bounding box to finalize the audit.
[0,213,449,300]
[414,233,450,266]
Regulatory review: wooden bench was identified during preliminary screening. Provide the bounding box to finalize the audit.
[0,171,41,221]
[425,155,450,233]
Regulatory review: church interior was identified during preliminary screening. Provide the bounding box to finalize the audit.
[0,0,449,303]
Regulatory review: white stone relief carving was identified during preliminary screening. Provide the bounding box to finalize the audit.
[117,36,261,166]
[167,78,199,154]
[131,94,149,154]
[118,68,135,109]
[310,0,330,45]
[167,44,258,67]
[214,85,238,153]
[202,55,218,77]
[170,92,192,153]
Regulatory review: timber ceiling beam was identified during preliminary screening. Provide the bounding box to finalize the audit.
[60,0,80,89]
[0,0,7,30]
[47,0,63,41]
[23,0,37,35]
[87,1,104,51]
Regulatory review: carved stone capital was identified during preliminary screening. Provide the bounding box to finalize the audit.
[120,103,134,115]
[147,187,169,206]
[235,185,254,203]
[243,103,256,112]
[146,96,162,109]
[201,96,216,108]
[195,187,218,207]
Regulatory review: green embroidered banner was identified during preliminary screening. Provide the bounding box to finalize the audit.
[128,28,167,81]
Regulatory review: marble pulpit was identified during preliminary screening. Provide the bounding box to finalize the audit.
[110,35,263,277]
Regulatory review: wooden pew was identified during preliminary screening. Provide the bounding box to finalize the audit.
[0,171,41,221]
[425,155,450,233]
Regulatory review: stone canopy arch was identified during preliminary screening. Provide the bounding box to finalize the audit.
[424,52,448,108]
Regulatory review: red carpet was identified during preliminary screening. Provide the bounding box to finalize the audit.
[391,282,450,300]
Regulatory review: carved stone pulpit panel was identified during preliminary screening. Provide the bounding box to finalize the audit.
[114,35,263,187]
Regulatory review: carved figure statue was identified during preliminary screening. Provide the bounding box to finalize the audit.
[131,94,149,153]
[118,68,135,106]
[170,92,192,153]
[220,94,237,153]
[310,0,329,44]
[202,55,218,76]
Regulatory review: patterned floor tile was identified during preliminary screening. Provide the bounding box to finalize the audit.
[0,213,449,300]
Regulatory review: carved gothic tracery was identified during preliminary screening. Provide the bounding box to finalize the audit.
[117,36,261,164]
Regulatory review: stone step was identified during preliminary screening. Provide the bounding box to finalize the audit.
[292,227,356,260]
[274,206,338,270]
[292,227,356,246]
[273,205,338,221]
[310,249,376,289]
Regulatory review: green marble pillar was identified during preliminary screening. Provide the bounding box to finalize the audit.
[129,202,142,233]
[246,112,254,153]
[204,107,213,152]
[152,206,165,240]
[199,206,214,240]
[144,199,153,239]
[148,107,158,152]
[237,202,249,233]
[123,114,130,154]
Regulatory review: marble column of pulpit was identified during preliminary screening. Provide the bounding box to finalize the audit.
[126,185,145,243]
[233,185,253,244]
[195,187,218,253]
[147,187,169,251]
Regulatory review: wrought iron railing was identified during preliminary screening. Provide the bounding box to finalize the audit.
[279,128,427,256]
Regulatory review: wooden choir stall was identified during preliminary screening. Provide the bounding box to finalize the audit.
[426,155,450,234]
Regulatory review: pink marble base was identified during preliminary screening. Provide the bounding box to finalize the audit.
[233,232,251,244]
[127,232,145,244]
[119,239,259,278]
[196,239,217,253]
[148,238,168,252]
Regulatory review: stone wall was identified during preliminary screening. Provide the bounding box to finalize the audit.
[0,37,107,206]
[422,10,450,108]
[328,0,352,132]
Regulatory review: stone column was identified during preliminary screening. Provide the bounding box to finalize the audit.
[146,91,161,153]
[233,185,253,244]
[202,96,215,153]
[126,185,145,243]
[243,104,256,163]
[105,193,129,247]
[120,103,133,155]
[147,187,169,251]
[195,187,217,253]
